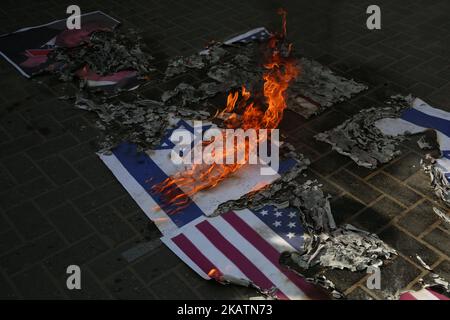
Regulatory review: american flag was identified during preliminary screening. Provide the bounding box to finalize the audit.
[400,288,449,300]
[162,207,327,300]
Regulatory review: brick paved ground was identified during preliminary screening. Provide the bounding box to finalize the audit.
[0,0,449,299]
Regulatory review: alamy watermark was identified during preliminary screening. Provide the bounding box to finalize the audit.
[66,265,81,290]
[169,121,280,176]
[366,5,381,30]
[66,5,81,30]
[366,266,381,290]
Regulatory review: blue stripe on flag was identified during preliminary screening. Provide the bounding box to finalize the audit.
[112,142,205,228]
[443,150,450,159]
[401,108,450,137]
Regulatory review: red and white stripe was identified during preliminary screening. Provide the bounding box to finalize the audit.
[162,210,327,300]
[400,288,449,300]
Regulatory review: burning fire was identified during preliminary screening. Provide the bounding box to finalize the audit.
[208,268,222,280]
[153,9,298,211]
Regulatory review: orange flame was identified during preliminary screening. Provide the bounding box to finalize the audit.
[153,10,298,212]
[208,268,222,280]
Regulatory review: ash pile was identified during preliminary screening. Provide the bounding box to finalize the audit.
[315,95,412,169]
[162,38,366,118]
[46,28,155,93]
[422,155,450,208]
[74,95,209,153]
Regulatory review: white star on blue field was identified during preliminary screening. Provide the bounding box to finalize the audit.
[254,205,304,251]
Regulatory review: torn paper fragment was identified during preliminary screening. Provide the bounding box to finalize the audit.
[304,275,344,299]
[289,224,396,272]
[315,95,411,169]
[422,158,450,207]
[433,207,450,226]
[417,131,439,150]
[427,274,450,294]
[75,96,209,152]
[287,58,367,118]
[288,96,319,119]
[416,255,432,271]
[224,27,271,45]
[49,28,155,93]
[161,208,328,300]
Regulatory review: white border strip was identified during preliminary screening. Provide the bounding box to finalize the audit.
[98,152,178,236]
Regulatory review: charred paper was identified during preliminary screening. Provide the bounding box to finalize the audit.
[47,28,155,91]
[75,95,209,152]
[315,95,412,169]
[422,156,450,207]
[162,41,366,117]
[287,58,367,118]
[214,162,396,289]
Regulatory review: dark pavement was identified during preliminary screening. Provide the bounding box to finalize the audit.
[0,0,449,299]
